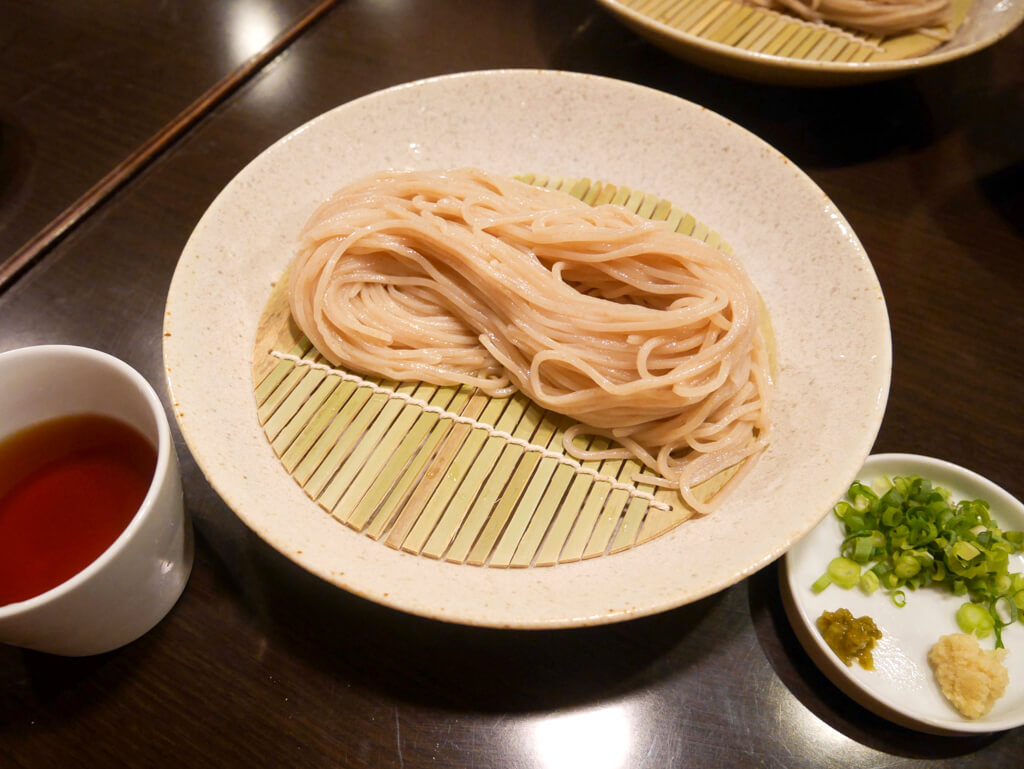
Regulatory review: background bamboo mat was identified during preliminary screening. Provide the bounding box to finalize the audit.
[616,0,970,63]
[251,176,744,568]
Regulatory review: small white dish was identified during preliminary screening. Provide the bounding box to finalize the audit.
[164,69,890,628]
[782,453,1024,734]
[0,345,192,656]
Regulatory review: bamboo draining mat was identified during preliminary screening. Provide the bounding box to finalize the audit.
[616,0,970,63]
[251,176,741,568]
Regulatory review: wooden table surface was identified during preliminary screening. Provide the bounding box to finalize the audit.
[1,1,1022,766]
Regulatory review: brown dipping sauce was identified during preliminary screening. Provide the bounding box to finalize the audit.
[0,413,157,606]
[816,607,882,670]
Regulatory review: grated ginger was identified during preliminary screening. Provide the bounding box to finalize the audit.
[928,633,1009,719]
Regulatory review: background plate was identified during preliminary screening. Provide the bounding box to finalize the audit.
[782,453,1024,733]
[164,69,890,628]
[597,0,1024,85]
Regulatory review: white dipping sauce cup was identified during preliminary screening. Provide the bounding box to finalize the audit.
[0,345,192,655]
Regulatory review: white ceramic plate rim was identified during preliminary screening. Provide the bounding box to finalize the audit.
[783,453,1024,734]
[597,0,1024,78]
[164,69,890,629]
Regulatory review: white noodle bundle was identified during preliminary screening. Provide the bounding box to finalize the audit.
[289,169,772,513]
[747,0,952,36]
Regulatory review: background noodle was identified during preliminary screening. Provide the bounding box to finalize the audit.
[746,0,954,37]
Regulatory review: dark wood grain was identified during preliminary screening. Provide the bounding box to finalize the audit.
[0,1,1022,766]
[0,0,337,284]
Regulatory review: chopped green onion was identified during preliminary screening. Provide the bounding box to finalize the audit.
[952,540,980,562]
[827,557,861,589]
[894,554,921,579]
[851,536,875,562]
[957,602,994,638]
[994,595,1018,626]
[814,474,1024,649]
[859,570,880,594]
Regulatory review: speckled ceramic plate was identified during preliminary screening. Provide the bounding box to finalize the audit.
[164,70,890,628]
[782,454,1024,734]
[597,0,1023,85]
